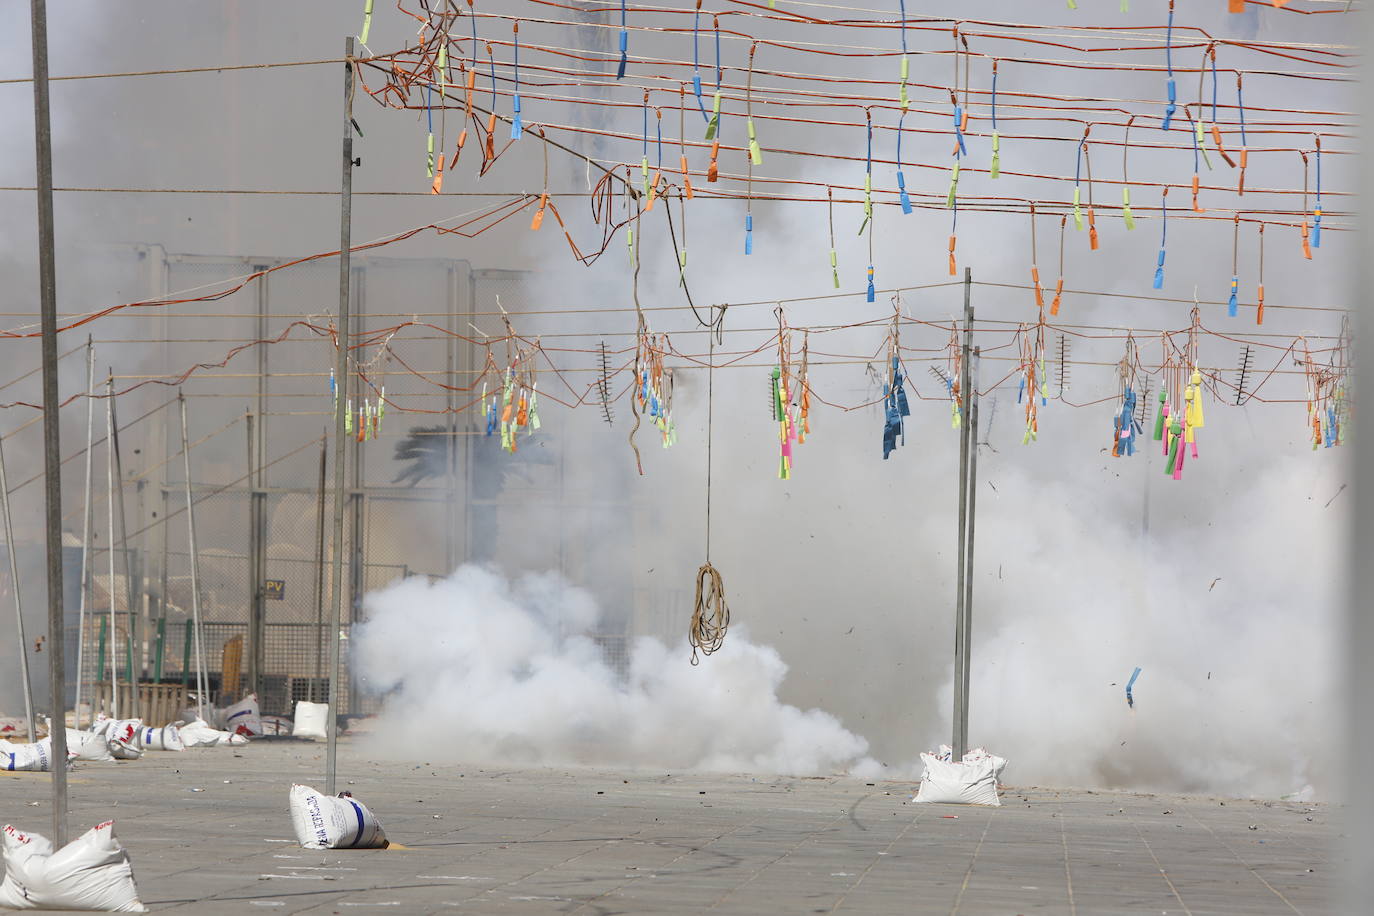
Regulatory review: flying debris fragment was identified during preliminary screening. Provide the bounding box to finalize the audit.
[1125,666,1142,708]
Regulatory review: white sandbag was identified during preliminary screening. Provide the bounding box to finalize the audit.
[220,694,263,737]
[913,753,1001,806]
[134,725,184,753]
[288,785,387,849]
[176,717,246,748]
[64,731,115,763]
[0,739,61,773]
[292,702,328,740]
[92,721,143,761]
[0,822,146,912]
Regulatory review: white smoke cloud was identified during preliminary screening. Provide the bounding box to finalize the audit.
[352,564,873,775]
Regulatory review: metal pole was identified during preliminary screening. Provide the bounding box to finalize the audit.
[74,339,95,727]
[313,432,327,699]
[178,392,210,722]
[246,411,258,701]
[951,268,973,761]
[30,0,67,846]
[109,385,138,721]
[105,377,118,719]
[0,432,36,740]
[326,39,356,795]
[960,346,981,751]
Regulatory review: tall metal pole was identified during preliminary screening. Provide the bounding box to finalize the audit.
[246,411,259,701]
[105,377,119,720]
[959,346,981,751]
[74,339,95,727]
[0,431,36,740]
[326,39,356,795]
[109,384,138,721]
[178,392,210,722]
[30,0,67,846]
[951,268,973,761]
[313,432,327,699]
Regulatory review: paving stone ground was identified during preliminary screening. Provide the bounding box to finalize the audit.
[2,739,1335,914]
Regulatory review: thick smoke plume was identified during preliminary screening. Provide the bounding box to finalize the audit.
[353,565,873,775]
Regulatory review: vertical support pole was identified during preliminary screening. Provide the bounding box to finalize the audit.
[326,38,356,796]
[246,411,262,701]
[445,266,458,574]
[313,433,327,701]
[952,268,973,761]
[348,269,366,718]
[30,0,68,845]
[0,431,36,740]
[109,387,138,721]
[179,392,210,722]
[74,338,94,727]
[105,377,119,718]
[960,346,981,752]
[253,263,269,702]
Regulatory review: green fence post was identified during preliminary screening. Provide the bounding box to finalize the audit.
[182,618,193,688]
[153,617,166,682]
[96,615,107,684]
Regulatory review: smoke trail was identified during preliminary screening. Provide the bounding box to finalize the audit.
[352,564,874,775]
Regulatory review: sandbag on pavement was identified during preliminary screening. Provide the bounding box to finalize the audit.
[219,694,263,737]
[912,752,1002,806]
[134,725,183,752]
[291,702,328,740]
[0,822,146,912]
[0,739,66,773]
[64,731,115,763]
[288,785,387,849]
[176,717,246,748]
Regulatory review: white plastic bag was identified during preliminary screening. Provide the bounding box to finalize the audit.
[220,694,263,737]
[291,702,328,740]
[0,739,61,773]
[134,726,183,753]
[913,753,1002,806]
[176,718,246,748]
[288,785,387,849]
[0,822,146,912]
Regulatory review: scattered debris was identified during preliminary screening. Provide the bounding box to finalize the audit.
[1324,483,1347,508]
[1126,667,1142,708]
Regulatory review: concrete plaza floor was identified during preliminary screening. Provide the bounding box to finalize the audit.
[3,739,1334,914]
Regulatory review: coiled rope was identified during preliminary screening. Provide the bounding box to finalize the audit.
[690,305,730,664]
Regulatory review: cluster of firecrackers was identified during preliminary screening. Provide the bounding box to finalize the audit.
[636,330,677,448]
[771,320,811,478]
[331,368,387,442]
[1111,336,1143,458]
[482,361,540,453]
[1301,338,1349,451]
[1017,324,1049,444]
[1153,354,1205,481]
[942,328,962,432]
[882,319,910,460]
